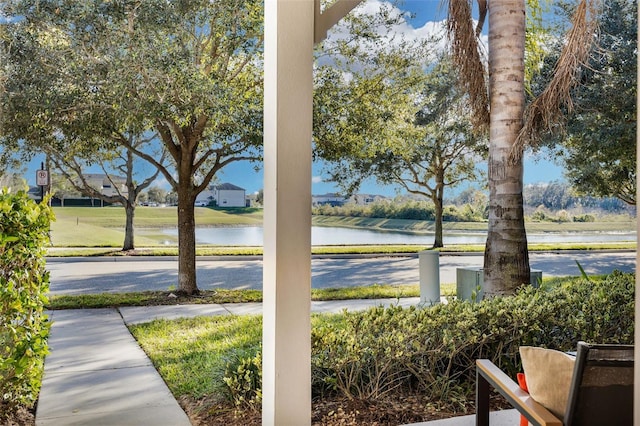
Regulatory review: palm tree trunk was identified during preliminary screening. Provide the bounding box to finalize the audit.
[483,0,531,297]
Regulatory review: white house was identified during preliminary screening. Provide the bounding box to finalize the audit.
[212,183,246,207]
[83,174,128,197]
[194,190,215,207]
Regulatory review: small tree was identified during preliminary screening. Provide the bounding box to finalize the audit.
[1,0,264,294]
[315,51,486,248]
[146,187,167,205]
[50,133,164,250]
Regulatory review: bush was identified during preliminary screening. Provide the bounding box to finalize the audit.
[311,272,634,402]
[217,273,634,410]
[223,351,262,411]
[573,214,596,223]
[0,190,53,417]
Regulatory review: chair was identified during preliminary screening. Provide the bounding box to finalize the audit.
[476,342,634,426]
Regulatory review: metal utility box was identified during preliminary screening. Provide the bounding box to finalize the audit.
[456,268,542,302]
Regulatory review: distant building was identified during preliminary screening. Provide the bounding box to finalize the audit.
[82,174,128,197]
[33,173,128,206]
[212,183,246,207]
[349,194,387,205]
[195,190,215,207]
[312,193,346,207]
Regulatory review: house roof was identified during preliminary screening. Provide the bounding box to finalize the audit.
[214,183,245,191]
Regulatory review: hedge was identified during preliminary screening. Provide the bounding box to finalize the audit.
[223,272,634,409]
[0,190,54,417]
[310,272,634,401]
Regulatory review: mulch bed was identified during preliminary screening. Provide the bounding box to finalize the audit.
[179,393,480,425]
[2,406,36,426]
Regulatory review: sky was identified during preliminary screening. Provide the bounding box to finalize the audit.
[24,0,566,196]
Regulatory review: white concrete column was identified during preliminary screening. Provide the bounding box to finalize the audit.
[263,1,314,425]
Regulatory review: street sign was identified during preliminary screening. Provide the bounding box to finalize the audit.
[36,169,49,186]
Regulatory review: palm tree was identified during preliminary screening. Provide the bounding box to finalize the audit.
[447,0,599,296]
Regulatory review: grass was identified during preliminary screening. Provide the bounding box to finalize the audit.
[130,312,359,401]
[50,206,263,247]
[47,206,636,249]
[47,283,460,310]
[123,282,446,403]
[130,315,262,399]
[46,241,636,257]
[46,245,433,257]
[53,206,263,227]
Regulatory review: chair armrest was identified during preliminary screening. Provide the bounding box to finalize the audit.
[476,359,562,426]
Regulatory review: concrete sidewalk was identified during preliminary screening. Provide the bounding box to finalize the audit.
[119,297,421,325]
[36,298,422,425]
[36,309,192,426]
[36,298,513,425]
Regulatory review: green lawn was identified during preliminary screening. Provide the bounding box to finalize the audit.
[52,206,263,228]
[130,315,262,399]
[50,206,263,247]
[47,283,450,310]
[47,206,636,249]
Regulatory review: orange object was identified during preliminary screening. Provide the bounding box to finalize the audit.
[517,373,529,426]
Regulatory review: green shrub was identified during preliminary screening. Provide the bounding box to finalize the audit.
[529,209,550,222]
[0,190,54,417]
[222,351,262,410]
[311,272,634,402]
[573,214,596,223]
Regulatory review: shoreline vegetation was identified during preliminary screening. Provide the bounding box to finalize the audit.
[47,206,636,255]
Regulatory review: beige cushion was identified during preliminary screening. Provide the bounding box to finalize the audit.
[519,346,576,420]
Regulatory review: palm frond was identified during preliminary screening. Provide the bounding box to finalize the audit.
[446,0,489,132]
[513,0,602,160]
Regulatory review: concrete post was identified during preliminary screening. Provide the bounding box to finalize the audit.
[419,250,440,305]
[263,1,314,424]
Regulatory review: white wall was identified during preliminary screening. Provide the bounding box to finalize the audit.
[216,189,245,207]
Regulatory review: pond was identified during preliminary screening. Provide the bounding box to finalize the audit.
[160,226,636,246]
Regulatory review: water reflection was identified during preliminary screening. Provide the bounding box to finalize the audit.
[160,226,636,246]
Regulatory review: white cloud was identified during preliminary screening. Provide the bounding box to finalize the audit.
[312,176,324,184]
[152,176,172,190]
[321,0,489,64]
[324,0,448,55]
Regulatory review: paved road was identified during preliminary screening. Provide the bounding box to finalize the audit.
[46,251,636,295]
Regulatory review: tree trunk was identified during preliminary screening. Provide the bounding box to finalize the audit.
[432,178,445,249]
[177,182,198,295]
[483,0,530,297]
[122,201,135,251]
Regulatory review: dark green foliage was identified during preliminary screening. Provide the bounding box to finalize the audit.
[0,190,53,417]
[311,272,634,402]
[523,181,632,214]
[572,214,595,223]
[218,273,634,409]
[537,0,637,205]
[312,200,486,222]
